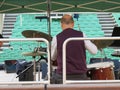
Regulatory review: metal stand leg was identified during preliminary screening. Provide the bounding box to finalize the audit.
[33,57,36,81]
[38,61,41,81]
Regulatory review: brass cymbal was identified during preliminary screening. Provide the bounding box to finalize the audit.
[22,30,52,41]
[92,40,113,50]
[22,51,47,56]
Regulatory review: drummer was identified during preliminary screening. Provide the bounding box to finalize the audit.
[51,14,98,84]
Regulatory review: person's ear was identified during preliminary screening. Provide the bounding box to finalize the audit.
[72,22,74,27]
[61,23,64,29]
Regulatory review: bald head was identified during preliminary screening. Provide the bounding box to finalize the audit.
[61,14,74,30]
[61,14,74,24]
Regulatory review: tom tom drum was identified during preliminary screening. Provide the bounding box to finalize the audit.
[87,62,115,80]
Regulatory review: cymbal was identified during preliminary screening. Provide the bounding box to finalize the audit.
[92,40,113,50]
[22,51,47,56]
[22,30,52,41]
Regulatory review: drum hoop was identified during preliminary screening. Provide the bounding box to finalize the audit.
[87,61,114,69]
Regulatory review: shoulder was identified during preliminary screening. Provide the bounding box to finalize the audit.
[74,30,85,37]
[51,36,57,43]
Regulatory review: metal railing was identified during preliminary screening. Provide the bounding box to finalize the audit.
[1,37,120,85]
[0,38,50,85]
[62,37,120,84]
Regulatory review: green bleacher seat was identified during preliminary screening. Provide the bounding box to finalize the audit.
[1,13,117,63]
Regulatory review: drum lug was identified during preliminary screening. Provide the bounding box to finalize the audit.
[100,69,103,72]
[111,67,113,70]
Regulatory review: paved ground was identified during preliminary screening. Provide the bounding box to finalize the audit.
[0,70,43,82]
[0,70,18,82]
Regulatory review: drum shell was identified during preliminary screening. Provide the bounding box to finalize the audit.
[88,67,115,80]
[87,62,115,80]
[89,58,120,79]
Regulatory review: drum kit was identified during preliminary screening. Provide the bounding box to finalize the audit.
[21,30,116,80]
[88,40,117,80]
[21,30,114,56]
[21,30,51,57]
[88,38,116,80]
[21,30,51,81]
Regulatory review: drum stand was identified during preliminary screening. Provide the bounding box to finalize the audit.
[16,56,41,81]
[33,56,36,81]
[100,48,107,61]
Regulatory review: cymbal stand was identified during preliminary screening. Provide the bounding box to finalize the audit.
[37,42,41,81]
[37,59,41,81]
[100,48,107,62]
[35,42,45,81]
[16,56,41,80]
[33,33,37,81]
[33,56,36,81]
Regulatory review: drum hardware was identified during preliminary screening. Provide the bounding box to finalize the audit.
[22,51,47,81]
[22,30,52,41]
[34,46,47,52]
[16,56,43,80]
[100,69,103,72]
[21,30,50,81]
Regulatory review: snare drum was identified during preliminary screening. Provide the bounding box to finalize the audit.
[87,62,115,80]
